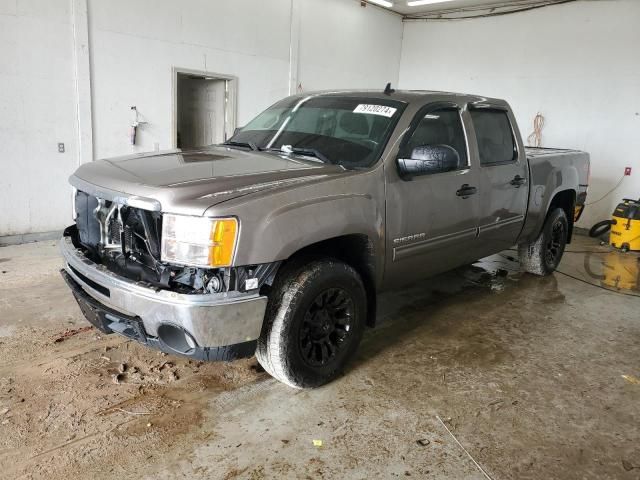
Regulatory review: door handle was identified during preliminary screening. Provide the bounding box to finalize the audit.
[456,184,477,198]
[510,175,526,187]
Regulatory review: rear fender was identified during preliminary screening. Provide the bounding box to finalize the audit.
[520,162,579,243]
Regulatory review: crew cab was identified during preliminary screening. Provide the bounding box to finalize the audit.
[60,89,589,388]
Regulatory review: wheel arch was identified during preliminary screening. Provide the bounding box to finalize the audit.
[548,189,577,243]
[519,157,582,245]
[272,234,378,328]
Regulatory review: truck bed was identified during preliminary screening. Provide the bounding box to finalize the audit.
[519,145,590,243]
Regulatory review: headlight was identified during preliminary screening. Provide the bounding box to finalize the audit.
[161,214,238,268]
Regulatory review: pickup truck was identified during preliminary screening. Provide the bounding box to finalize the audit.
[60,89,589,388]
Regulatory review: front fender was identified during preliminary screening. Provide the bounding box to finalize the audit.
[260,193,381,261]
[206,167,386,274]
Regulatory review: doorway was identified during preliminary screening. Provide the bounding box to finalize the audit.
[173,68,237,149]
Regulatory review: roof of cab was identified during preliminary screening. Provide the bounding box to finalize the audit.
[286,89,507,107]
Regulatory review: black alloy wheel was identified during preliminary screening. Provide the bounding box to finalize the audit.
[518,208,568,276]
[299,288,354,367]
[545,218,566,267]
[255,258,366,388]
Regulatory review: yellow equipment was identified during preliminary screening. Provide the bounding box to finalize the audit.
[590,198,640,252]
[610,199,640,252]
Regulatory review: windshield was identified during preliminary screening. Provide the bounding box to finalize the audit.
[228,96,405,168]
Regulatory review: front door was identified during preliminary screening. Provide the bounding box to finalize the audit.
[469,107,528,254]
[384,103,483,287]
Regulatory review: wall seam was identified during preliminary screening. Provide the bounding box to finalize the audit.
[71,0,94,166]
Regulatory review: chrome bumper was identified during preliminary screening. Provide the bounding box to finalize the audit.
[60,235,267,349]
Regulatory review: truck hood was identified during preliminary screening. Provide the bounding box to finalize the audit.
[70,146,348,216]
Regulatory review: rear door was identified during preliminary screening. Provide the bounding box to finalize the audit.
[383,101,484,287]
[469,106,528,254]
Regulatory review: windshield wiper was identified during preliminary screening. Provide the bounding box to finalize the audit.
[222,140,259,151]
[265,147,334,164]
[223,142,333,164]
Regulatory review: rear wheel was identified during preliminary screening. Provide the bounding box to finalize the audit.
[256,258,366,388]
[518,208,569,276]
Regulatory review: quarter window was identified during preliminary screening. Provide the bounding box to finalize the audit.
[470,109,517,165]
[402,108,468,169]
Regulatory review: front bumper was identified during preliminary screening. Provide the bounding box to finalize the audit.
[60,235,267,360]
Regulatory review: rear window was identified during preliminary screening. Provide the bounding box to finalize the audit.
[470,109,517,165]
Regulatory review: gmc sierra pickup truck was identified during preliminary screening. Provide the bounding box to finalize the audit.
[61,89,589,388]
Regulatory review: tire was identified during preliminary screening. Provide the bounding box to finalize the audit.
[518,208,569,276]
[255,258,367,388]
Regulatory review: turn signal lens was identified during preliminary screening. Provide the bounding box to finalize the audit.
[209,219,238,267]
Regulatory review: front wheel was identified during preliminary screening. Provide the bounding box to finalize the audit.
[256,258,367,388]
[518,208,569,276]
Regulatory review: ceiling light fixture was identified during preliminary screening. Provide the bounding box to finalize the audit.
[368,0,394,8]
[407,0,456,6]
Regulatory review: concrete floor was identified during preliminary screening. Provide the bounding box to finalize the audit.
[0,235,639,479]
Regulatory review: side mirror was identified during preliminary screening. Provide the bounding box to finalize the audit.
[397,145,460,179]
[233,126,243,136]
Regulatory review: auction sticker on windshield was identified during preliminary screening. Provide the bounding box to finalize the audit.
[353,104,397,117]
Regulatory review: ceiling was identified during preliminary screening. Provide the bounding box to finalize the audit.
[370,0,569,17]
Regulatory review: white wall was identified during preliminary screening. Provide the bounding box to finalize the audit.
[3,0,638,237]
[0,0,403,237]
[399,0,640,228]
[0,0,79,236]
[297,0,402,91]
[88,0,403,159]
[88,0,294,159]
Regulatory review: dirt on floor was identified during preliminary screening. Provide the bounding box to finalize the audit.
[0,305,265,479]
[0,237,639,479]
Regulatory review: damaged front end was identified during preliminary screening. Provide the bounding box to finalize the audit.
[61,188,280,361]
[67,190,278,295]
[72,191,170,286]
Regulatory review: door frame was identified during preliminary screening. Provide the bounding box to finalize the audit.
[382,99,482,288]
[467,103,528,237]
[171,67,238,148]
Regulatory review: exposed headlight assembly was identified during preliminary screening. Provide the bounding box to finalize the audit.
[161,214,238,268]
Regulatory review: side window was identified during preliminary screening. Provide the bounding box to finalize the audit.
[402,108,468,169]
[470,109,517,165]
